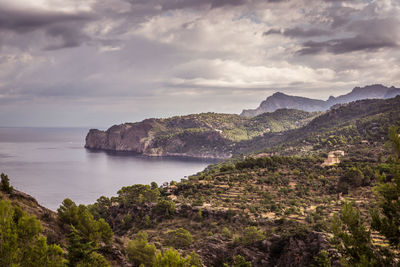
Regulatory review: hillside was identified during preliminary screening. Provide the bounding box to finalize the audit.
[234,96,400,157]
[2,96,400,266]
[80,134,400,266]
[241,84,400,117]
[85,109,316,159]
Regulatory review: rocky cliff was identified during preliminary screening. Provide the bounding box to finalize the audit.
[241,84,400,117]
[85,110,316,159]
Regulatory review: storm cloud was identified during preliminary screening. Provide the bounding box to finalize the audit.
[0,0,399,127]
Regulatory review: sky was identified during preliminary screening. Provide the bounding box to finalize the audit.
[0,0,399,127]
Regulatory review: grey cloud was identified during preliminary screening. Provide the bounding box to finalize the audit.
[0,6,93,33]
[125,0,287,12]
[264,27,332,38]
[0,5,95,50]
[263,28,282,35]
[298,18,400,54]
[44,25,90,50]
[298,35,398,55]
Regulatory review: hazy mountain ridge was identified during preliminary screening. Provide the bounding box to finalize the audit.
[234,96,400,156]
[241,84,400,117]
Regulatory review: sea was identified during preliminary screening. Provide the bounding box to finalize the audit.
[0,127,215,210]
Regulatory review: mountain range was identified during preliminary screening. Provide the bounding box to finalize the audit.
[240,84,400,117]
[86,84,399,159]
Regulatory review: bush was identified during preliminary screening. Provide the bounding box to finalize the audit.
[154,248,201,267]
[241,226,265,245]
[0,200,66,266]
[338,167,364,193]
[165,228,193,248]
[154,199,176,217]
[57,198,113,245]
[67,227,110,267]
[127,231,156,267]
[233,255,252,267]
[222,227,232,239]
[117,184,160,207]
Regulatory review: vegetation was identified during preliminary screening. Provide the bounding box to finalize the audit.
[2,97,400,266]
[165,228,193,248]
[0,200,66,266]
[1,173,13,194]
[371,126,400,246]
[57,198,112,266]
[331,201,382,266]
[127,231,157,266]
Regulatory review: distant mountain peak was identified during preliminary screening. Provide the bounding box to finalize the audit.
[272,92,287,97]
[240,84,400,117]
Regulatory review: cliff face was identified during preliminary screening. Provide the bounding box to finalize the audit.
[241,84,400,117]
[85,121,155,153]
[85,117,233,159]
[85,110,316,159]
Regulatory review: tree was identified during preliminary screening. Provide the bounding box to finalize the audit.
[0,200,66,267]
[233,255,252,267]
[165,228,193,248]
[58,199,113,245]
[331,201,385,266]
[387,125,400,159]
[126,231,157,267]
[312,250,331,267]
[154,199,176,218]
[371,126,400,247]
[1,173,13,194]
[338,167,364,194]
[241,226,265,245]
[67,227,110,267]
[153,248,201,267]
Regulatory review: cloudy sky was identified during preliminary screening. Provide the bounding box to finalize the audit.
[0,0,399,127]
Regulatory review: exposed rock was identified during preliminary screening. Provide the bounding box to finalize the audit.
[85,110,315,159]
[196,231,338,267]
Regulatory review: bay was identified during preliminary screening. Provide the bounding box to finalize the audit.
[0,127,215,210]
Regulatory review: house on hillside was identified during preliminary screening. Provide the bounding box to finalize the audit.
[321,150,345,167]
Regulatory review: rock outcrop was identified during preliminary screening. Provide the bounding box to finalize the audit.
[85,110,316,159]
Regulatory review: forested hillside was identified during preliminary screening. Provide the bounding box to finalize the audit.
[2,97,400,266]
[85,109,317,158]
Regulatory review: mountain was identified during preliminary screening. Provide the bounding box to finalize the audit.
[241,92,327,116]
[82,97,400,265]
[4,95,400,266]
[241,84,400,117]
[235,95,400,156]
[85,109,317,159]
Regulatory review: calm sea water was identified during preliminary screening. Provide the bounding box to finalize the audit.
[0,128,215,210]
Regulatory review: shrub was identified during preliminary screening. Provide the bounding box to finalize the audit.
[67,227,110,267]
[127,231,156,267]
[57,198,113,245]
[222,227,232,239]
[233,255,252,267]
[241,226,265,245]
[0,200,66,266]
[153,248,201,267]
[165,228,193,248]
[154,199,176,217]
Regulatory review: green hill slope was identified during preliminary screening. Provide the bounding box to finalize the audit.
[85,109,317,158]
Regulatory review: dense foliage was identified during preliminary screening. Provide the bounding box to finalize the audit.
[0,200,66,266]
[57,198,113,266]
